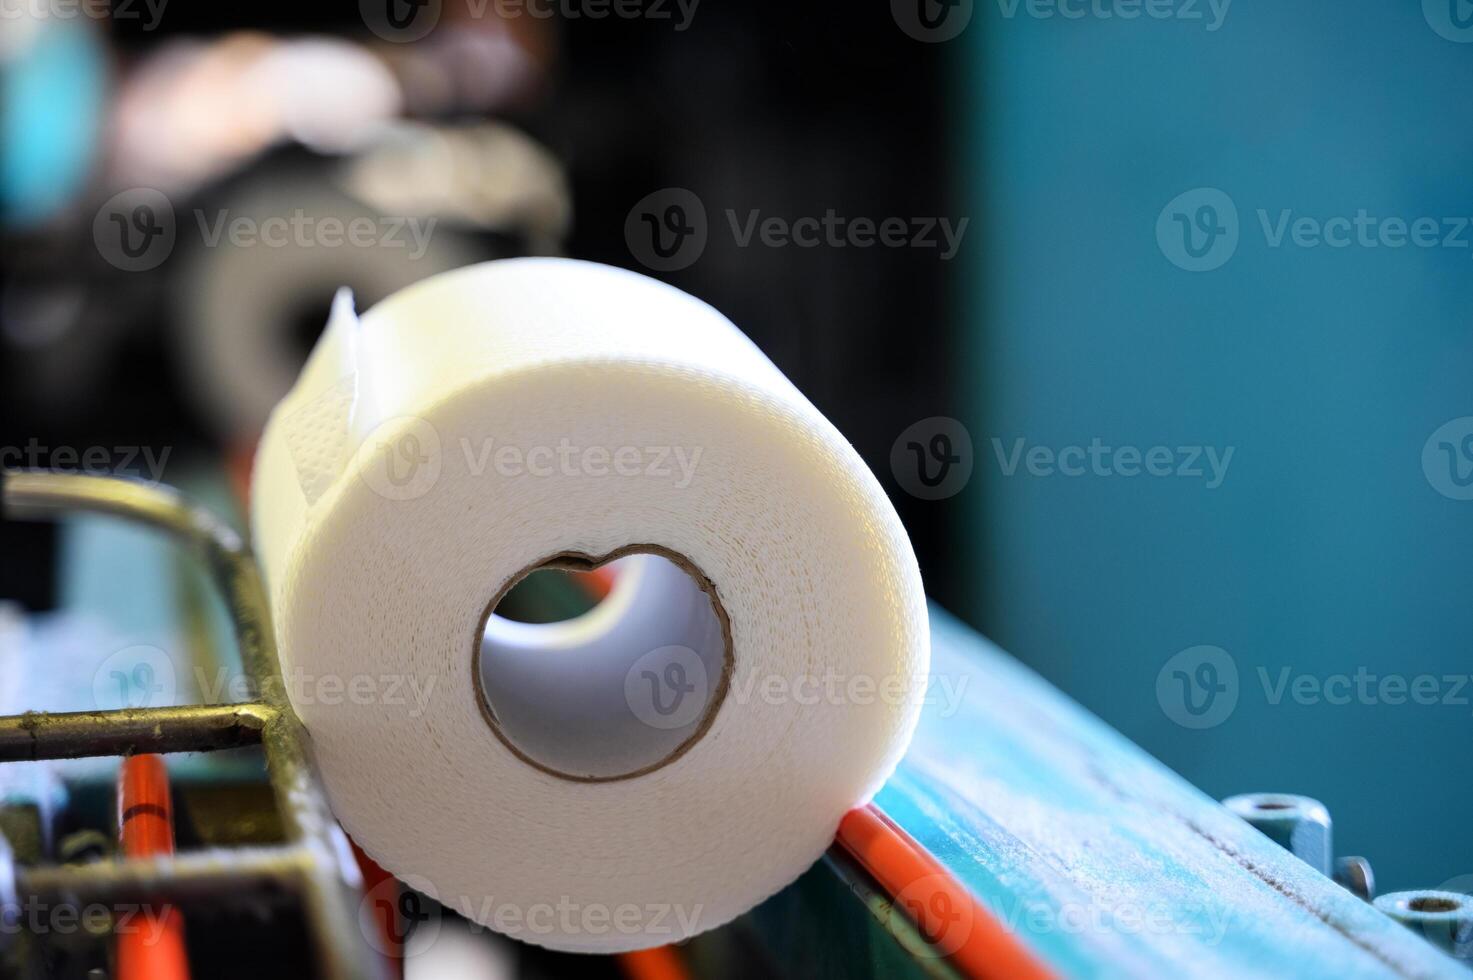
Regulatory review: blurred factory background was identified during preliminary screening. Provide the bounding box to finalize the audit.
[0,0,1470,974]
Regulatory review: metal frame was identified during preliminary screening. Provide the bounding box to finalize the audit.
[0,470,385,980]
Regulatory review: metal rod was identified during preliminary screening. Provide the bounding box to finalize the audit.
[0,703,272,762]
[17,846,309,907]
[2,471,386,980]
[2,470,246,557]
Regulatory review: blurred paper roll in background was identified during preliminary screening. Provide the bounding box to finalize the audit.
[0,13,568,618]
[250,258,929,952]
[173,124,570,441]
[171,171,474,442]
[1,20,567,444]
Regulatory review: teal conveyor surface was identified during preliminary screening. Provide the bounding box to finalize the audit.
[742,607,1464,978]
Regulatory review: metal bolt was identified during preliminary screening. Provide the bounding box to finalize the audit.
[1334,856,1375,901]
[1374,891,1473,959]
[1223,793,1333,877]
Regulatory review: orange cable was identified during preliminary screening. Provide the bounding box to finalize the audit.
[837,804,1056,980]
[117,754,190,980]
[618,944,692,980]
[226,439,257,509]
[351,839,406,977]
[570,565,619,601]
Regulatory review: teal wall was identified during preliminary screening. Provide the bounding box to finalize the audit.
[961,2,1473,892]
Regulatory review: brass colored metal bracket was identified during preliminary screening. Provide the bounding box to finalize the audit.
[0,470,386,980]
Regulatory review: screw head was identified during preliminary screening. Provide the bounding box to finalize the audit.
[1334,856,1375,901]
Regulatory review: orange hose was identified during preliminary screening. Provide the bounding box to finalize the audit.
[571,565,619,601]
[226,440,257,508]
[350,839,405,977]
[837,804,1055,980]
[117,754,190,980]
[618,945,692,980]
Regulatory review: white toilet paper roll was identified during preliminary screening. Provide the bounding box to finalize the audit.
[251,257,929,953]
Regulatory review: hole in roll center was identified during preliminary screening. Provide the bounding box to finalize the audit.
[472,545,733,782]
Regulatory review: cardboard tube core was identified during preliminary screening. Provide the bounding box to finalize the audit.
[473,545,733,782]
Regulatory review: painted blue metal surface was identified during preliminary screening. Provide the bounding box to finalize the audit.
[865,607,1464,978]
